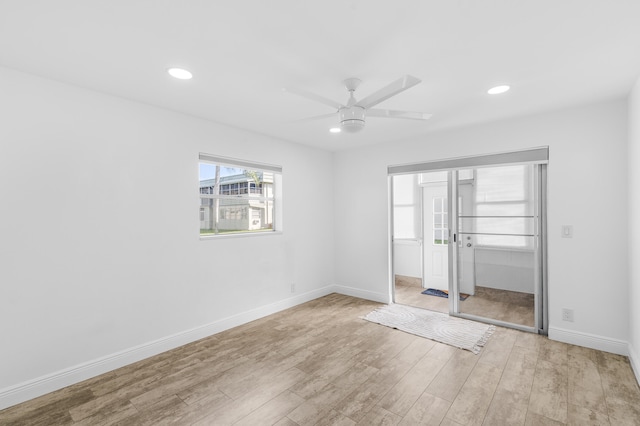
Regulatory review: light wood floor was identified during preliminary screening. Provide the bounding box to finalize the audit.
[394,276,535,327]
[2,293,639,425]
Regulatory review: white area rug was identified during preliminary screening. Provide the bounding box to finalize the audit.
[362,304,495,354]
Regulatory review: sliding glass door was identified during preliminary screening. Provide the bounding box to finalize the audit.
[389,148,548,334]
[449,164,545,332]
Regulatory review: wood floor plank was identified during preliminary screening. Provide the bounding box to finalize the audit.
[233,390,304,426]
[424,347,480,402]
[192,367,308,426]
[524,412,565,426]
[70,397,137,425]
[120,394,188,426]
[568,351,607,416]
[443,361,503,426]
[482,345,538,426]
[604,396,640,425]
[595,351,640,404]
[287,382,354,426]
[377,343,455,416]
[355,405,402,425]
[218,348,315,399]
[528,359,569,424]
[398,392,451,426]
[165,389,231,425]
[332,360,415,422]
[311,409,357,426]
[477,327,517,369]
[391,336,437,366]
[331,362,380,390]
[567,403,611,426]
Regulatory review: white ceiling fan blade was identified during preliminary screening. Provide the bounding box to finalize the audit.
[284,87,344,110]
[291,112,337,123]
[368,108,432,120]
[356,75,422,109]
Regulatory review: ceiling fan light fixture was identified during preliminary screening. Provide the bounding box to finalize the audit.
[329,127,341,133]
[488,85,510,95]
[167,67,193,80]
[340,105,366,133]
[341,120,365,133]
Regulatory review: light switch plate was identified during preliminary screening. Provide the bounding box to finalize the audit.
[561,225,573,238]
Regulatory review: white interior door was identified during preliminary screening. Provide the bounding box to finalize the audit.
[423,184,448,291]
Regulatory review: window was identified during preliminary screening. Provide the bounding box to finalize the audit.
[198,154,282,237]
[433,197,448,245]
[392,174,421,240]
[473,165,533,247]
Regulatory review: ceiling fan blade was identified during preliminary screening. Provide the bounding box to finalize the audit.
[355,75,421,109]
[291,112,337,123]
[284,87,344,110]
[368,108,432,120]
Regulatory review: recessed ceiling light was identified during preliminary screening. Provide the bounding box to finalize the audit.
[488,85,510,95]
[167,68,193,80]
[329,127,341,133]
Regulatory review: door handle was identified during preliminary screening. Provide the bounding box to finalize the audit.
[467,243,472,247]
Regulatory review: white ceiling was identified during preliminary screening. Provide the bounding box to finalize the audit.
[2,1,640,151]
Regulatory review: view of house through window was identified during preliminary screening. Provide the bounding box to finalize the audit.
[198,154,281,236]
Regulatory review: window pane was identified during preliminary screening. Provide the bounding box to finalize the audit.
[393,174,416,204]
[394,207,416,239]
[434,214,442,228]
[476,165,528,202]
[419,171,447,184]
[459,169,474,180]
[434,198,442,213]
[434,229,443,244]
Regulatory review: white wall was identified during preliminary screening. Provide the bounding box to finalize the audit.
[629,76,640,381]
[474,247,534,294]
[334,99,629,354]
[393,241,422,278]
[0,67,335,408]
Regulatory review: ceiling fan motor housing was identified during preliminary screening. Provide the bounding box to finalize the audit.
[340,105,365,132]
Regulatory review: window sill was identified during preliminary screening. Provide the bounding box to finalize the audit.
[199,230,283,240]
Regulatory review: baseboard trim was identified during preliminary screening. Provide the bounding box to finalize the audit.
[333,285,390,304]
[629,343,640,387]
[0,285,336,411]
[548,326,629,356]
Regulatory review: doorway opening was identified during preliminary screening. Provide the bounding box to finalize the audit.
[390,148,548,334]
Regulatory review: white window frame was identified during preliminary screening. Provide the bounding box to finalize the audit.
[198,153,282,238]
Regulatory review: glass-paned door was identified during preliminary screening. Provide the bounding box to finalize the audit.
[450,164,544,332]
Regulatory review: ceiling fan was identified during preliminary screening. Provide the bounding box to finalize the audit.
[286,75,432,133]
